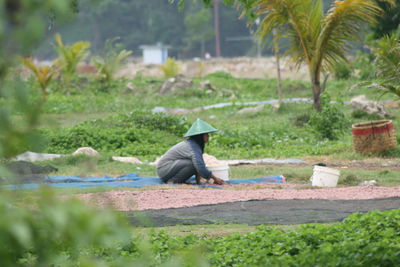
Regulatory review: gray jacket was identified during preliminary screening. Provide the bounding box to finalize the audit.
[157,139,212,179]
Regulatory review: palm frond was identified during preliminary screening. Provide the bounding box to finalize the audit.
[315,0,395,72]
[373,35,400,83]
[256,0,323,67]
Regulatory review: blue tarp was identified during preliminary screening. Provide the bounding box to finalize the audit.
[7,173,286,190]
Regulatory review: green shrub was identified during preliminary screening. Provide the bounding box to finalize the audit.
[41,111,190,157]
[339,174,361,186]
[308,94,349,140]
[91,38,132,90]
[352,51,375,80]
[160,58,180,78]
[204,71,233,79]
[53,34,91,85]
[333,60,353,80]
[351,109,384,120]
[0,189,131,266]
[292,113,310,127]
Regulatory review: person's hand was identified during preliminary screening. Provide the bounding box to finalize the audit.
[213,177,225,185]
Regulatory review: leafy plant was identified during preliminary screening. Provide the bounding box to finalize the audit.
[160,58,180,78]
[352,51,375,80]
[91,37,132,87]
[366,34,400,98]
[0,189,132,266]
[332,60,352,80]
[0,1,79,160]
[53,33,91,84]
[21,58,56,98]
[308,94,349,140]
[41,111,190,157]
[339,173,361,185]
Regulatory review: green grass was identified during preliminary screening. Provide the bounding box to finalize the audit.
[7,73,400,189]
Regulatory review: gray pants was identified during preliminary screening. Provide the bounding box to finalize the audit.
[157,159,197,183]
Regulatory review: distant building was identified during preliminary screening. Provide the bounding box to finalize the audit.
[139,43,171,64]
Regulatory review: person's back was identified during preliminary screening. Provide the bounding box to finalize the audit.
[157,139,211,183]
[156,118,224,185]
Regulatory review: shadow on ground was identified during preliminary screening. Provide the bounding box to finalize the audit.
[124,197,400,227]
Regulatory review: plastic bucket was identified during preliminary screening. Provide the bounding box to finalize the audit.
[310,166,340,187]
[207,164,230,181]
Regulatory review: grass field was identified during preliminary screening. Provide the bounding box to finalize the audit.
[18,72,398,188]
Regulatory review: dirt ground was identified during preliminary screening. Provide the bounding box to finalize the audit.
[116,57,309,80]
[125,197,400,227]
[301,156,400,171]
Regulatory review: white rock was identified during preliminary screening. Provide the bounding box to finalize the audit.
[149,157,161,166]
[72,147,100,156]
[271,102,281,112]
[112,156,143,164]
[13,151,64,162]
[359,180,377,186]
[152,106,168,113]
[350,95,388,118]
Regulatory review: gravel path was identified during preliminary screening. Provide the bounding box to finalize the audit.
[75,185,400,211]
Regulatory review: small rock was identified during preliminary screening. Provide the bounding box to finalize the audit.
[199,80,217,91]
[350,95,389,118]
[152,106,168,113]
[125,82,136,92]
[72,147,100,156]
[13,151,64,162]
[2,161,58,183]
[271,102,280,112]
[159,75,193,95]
[149,157,161,166]
[359,180,377,186]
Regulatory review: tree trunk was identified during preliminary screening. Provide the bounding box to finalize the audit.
[310,63,323,111]
[273,30,283,105]
[312,78,322,111]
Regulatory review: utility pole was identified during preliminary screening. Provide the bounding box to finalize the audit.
[213,0,221,57]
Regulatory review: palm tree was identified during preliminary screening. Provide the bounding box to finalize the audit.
[253,0,395,111]
[362,34,400,98]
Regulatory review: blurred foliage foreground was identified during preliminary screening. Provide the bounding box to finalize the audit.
[1,189,399,266]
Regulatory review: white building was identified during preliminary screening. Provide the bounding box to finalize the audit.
[139,44,171,64]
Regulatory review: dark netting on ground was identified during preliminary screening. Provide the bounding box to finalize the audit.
[125,197,400,227]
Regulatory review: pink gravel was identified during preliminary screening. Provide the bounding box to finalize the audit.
[74,185,400,211]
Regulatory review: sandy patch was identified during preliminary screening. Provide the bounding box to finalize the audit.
[73,185,400,211]
[116,57,309,80]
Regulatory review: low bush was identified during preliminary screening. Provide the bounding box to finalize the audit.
[351,109,385,120]
[308,94,350,140]
[41,111,190,158]
[339,174,361,186]
[333,61,353,80]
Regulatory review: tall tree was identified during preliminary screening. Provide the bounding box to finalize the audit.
[184,3,214,57]
[252,0,395,111]
[192,0,394,110]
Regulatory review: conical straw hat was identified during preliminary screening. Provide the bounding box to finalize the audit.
[184,118,218,137]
